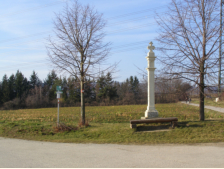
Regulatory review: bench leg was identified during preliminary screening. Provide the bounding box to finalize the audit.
[130,124,136,129]
[171,121,177,129]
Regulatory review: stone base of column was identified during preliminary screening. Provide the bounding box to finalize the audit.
[141,110,159,119]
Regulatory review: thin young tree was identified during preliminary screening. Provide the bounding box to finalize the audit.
[46,0,115,125]
[155,0,222,121]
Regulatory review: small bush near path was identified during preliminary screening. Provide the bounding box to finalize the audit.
[0,103,223,144]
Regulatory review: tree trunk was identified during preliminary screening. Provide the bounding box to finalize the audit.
[199,69,205,121]
[199,0,205,121]
[80,54,85,125]
[80,78,85,125]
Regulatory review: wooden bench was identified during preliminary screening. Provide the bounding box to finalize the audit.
[130,117,178,129]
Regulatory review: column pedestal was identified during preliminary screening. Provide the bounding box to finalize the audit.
[141,111,158,119]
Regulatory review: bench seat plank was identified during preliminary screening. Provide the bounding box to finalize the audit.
[130,117,178,124]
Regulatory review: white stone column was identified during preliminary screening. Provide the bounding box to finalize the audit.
[141,42,158,119]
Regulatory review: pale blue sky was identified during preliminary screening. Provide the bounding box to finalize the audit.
[0,0,169,82]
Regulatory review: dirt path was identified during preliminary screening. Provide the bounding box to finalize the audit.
[0,137,224,168]
[180,101,224,113]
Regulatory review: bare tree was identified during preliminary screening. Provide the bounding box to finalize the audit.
[155,0,223,121]
[46,0,115,125]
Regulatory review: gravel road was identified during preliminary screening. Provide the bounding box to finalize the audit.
[180,101,224,113]
[0,137,224,168]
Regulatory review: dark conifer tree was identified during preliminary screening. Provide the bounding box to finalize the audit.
[0,83,3,105]
[44,70,59,101]
[133,76,140,96]
[22,77,30,98]
[44,70,58,87]
[1,75,10,103]
[84,78,95,103]
[30,71,41,88]
[96,72,117,102]
[67,77,80,103]
[62,77,68,101]
[8,74,16,100]
[15,70,25,100]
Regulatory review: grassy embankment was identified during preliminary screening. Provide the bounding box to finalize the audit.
[191,98,224,108]
[0,103,224,144]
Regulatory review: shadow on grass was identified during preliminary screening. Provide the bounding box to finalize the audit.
[136,125,172,132]
[177,121,203,128]
[135,120,210,132]
[205,119,224,122]
[176,119,224,128]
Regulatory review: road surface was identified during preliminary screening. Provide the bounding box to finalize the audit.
[0,137,224,168]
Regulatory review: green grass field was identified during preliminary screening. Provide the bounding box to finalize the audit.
[0,103,224,144]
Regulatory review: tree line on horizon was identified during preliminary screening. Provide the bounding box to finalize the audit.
[0,69,142,109]
[0,70,192,110]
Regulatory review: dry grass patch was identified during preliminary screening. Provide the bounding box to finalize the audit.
[0,103,223,144]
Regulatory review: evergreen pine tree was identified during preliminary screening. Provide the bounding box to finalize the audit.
[97,72,117,102]
[30,71,41,88]
[62,77,68,101]
[1,74,10,103]
[15,70,24,100]
[44,70,59,101]
[67,77,80,103]
[0,83,3,105]
[8,74,16,100]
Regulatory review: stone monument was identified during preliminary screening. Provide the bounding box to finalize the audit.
[141,42,159,119]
